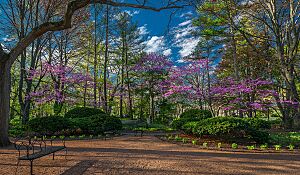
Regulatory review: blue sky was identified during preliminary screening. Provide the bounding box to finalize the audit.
[126,5,199,62]
[0,0,200,62]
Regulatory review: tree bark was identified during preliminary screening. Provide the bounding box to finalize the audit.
[103,4,109,113]
[0,52,11,146]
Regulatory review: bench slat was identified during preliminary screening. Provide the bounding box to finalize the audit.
[19,146,65,160]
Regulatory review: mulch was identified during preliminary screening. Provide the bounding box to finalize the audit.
[0,135,299,175]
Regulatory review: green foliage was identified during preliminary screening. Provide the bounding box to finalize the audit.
[182,138,188,144]
[181,122,197,134]
[246,145,255,150]
[274,145,281,151]
[243,117,271,129]
[175,135,182,141]
[203,142,208,148]
[28,116,72,134]
[103,116,123,131]
[217,142,222,148]
[269,132,300,146]
[9,117,25,137]
[180,109,212,120]
[65,107,105,118]
[232,143,238,149]
[182,117,269,143]
[171,109,212,130]
[192,140,197,145]
[188,117,249,136]
[287,144,295,151]
[260,144,268,150]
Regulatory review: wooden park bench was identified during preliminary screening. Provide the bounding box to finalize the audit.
[12,137,67,175]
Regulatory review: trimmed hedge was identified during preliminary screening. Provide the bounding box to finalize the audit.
[171,109,212,130]
[28,116,72,134]
[243,117,271,129]
[182,117,269,143]
[71,114,122,134]
[65,107,105,118]
[28,114,123,135]
[180,109,212,120]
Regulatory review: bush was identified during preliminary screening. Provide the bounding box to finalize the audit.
[180,109,212,120]
[9,117,25,137]
[243,117,271,129]
[171,109,212,130]
[28,116,72,134]
[103,116,123,131]
[181,122,197,134]
[65,107,105,118]
[191,117,249,136]
[182,116,269,143]
[171,118,189,130]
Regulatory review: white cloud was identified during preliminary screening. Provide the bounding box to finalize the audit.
[180,11,193,18]
[144,36,171,56]
[178,20,192,26]
[124,10,140,16]
[138,25,149,35]
[172,19,200,58]
[163,49,172,56]
[178,38,200,57]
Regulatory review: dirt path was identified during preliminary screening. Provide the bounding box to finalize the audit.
[0,135,299,175]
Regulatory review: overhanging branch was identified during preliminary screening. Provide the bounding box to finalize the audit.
[9,0,184,64]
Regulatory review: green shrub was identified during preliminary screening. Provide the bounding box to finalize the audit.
[246,128,270,143]
[192,140,197,145]
[180,109,212,120]
[71,117,95,131]
[28,116,72,134]
[103,116,123,131]
[274,145,281,150]
[217,142,222,148]
[182,116,269,143]
[247,145,255,150]
[191,117,249,136]
[9,117,25,137]
[171,109,212,130]
[232,143,238,149]
[243,117,271,129]
[260,144,268,150]
[287,144,295,150]
[181,122,197,134]
[65,107,105,118]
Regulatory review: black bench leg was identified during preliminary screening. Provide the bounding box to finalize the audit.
[53,152,55,160]
[30,160,33,175]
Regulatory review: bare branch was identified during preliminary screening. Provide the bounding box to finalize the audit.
[9,0,184,65]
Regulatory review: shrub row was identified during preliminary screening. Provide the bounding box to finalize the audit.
[28,107,122,135]
[171,109,212,130]
[182,117,270,143]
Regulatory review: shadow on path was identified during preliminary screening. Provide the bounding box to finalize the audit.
[60,160,97,175]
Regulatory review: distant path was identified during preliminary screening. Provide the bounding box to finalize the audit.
[0,135,299,175]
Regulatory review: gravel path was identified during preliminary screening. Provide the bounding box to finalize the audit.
[0,135,299,175]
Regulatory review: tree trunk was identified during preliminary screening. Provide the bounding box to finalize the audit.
[103,4,109,112]
[0,56,11,146]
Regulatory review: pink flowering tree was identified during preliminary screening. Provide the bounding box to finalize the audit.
[27,62,93,114]
[210,77,277,117]
[163,59,211,108]
[131,53,172,122]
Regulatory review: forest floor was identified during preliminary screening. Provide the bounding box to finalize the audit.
[0,135,299,175]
